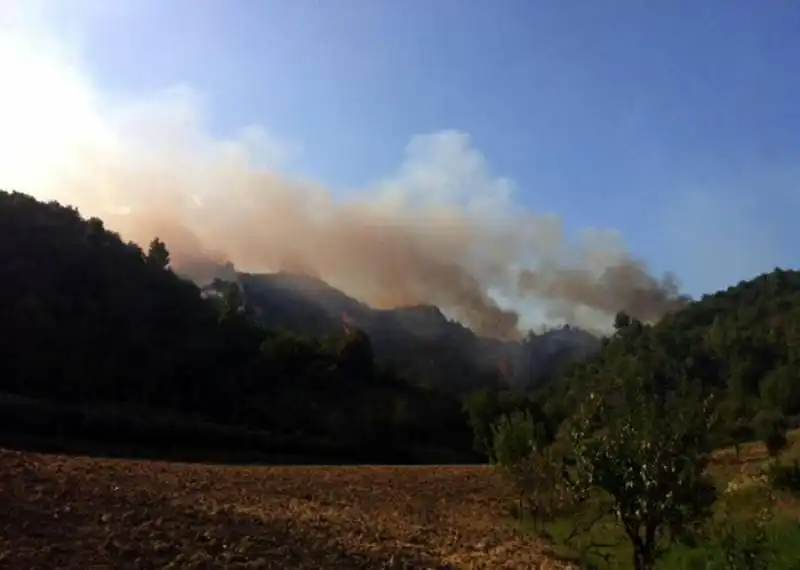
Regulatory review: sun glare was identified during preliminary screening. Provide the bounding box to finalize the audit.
[0,29,108,205]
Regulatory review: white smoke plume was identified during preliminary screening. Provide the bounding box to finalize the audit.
[0,9,688,339]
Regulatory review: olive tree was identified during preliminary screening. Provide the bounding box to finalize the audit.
[568,373,718,570]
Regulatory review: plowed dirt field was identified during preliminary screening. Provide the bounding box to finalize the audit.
[0,448,568,569]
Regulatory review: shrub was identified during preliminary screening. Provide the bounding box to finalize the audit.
[491,410,565,530]
[754,409,789,458]
[767,460,800,494]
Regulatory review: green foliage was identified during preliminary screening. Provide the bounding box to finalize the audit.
[515,267,800,569]
[550,269,800,451]
[463,389,499,459]
[713,489,776,570]
[716,396,756,456]
[754,409,790,458]
[767,459,800,494]
[0,190,476,464]
[491,410,539,467]
[567,370,718,570]
[146,237,171,270]
[491,410,565,531]
[660,486,785,570]
[463,388,552,461]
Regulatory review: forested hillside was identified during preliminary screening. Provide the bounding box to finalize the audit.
[540,268,800,442]
[205,271,600,393]
[484,270,800,570]
[2,189,798,467]
[0,190,478,463]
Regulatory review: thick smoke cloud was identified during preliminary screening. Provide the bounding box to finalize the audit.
[518,264,687,325]
[0,23,688,339]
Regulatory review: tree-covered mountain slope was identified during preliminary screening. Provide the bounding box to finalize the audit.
[203,271,601,393]
[0,190,481,463]
[542,268,800,437]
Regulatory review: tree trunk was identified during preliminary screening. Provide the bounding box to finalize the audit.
[633,545,655,570]
[631,524,657,570]
[628,528,656,570]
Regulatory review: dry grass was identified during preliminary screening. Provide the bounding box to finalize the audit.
[708,430,800,520]
[0,448,570,570]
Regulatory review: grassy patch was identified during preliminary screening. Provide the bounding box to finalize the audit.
[660,519,800,570]
[519,503,800,570]
[532,511,631,569]
[511,430,800,569]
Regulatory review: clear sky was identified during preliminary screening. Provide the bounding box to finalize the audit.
[4,0,800,300]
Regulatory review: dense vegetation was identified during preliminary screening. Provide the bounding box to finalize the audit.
[2,189,800,466]
[212,270,599,393]
[4,189,800,566]
[483,270,800,569]
[0,190,478,463]
[540,268,800,443]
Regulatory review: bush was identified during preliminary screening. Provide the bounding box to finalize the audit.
[767,460,800,494]
[754,409,789,458]
[491,410,565,530]
[661,516,800,570]
[655,480,785,570]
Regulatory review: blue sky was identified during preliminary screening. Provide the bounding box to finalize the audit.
[12,0,800,299]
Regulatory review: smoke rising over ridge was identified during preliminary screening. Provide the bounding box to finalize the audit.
[0,21,689,338]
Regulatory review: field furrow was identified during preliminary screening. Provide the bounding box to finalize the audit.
[0,449,568,569]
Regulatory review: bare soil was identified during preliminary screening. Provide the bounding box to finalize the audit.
[0,448,567,569]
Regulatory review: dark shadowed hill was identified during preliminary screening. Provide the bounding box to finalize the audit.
[202,271,601,393]
[0,190,488,463]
